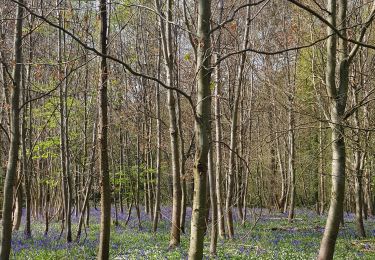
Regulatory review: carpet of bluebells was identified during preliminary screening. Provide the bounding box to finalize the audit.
[6,207,375,259]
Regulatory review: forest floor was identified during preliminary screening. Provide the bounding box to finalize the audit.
[7,207,375,259]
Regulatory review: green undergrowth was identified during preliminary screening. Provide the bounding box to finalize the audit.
[8,210,375,259]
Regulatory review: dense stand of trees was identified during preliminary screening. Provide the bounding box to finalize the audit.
[1,0,375,259]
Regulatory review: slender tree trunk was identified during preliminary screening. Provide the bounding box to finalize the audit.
[214,0,225,239]
[352,88,366,237]
[12,172,22,231]
[57,0,72,242]
[365,162,374,216]
[276,137,286,211]
[97,0,111,258]
[353,156,366,237]
[153,45,162,232]
[225,1,251,239]
[208,148,218,255]
[287,96,295,222]
[44,184,50,235]
[155,0,181,247]
[119,131,124,214]
[77,121,97,241]
[319,120,325,215]
[0,1,23,258]
[188,0,211,258]
[135,133,142,230]
[177,94,187,233]
[146,120,154,219]
[166,24,181,251]
[23,17,33,236]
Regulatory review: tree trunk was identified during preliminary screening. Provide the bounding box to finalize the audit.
[57,0,72,242]
[188,0,211,258]
[287,97,295,222]
[208,149,218,255]
[352,87,366,237]
[225,1,251,239]
[319,120,325,215]
[214,0,225,239]
[24,19,33,237]
[177,94,187,234]
[0,1,23,258]
[155,0,181,247]
[97,0,111,258]
[365,163,374,216]
[319,1,350,258]
[135,133,142,230]
[153,47,162,232]
[77,121,97,241]
[12,173,22,231]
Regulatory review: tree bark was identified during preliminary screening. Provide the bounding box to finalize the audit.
[155,0,181,247]
[188,0,211,258]
[76,121,97,241]
[214,0,226,239]
[177,94,187,233]
[12,172,22,231]
[287,96,295,222]
[0,0,23,258]
[352,87,366,237]
[153,45,162,232]
[24,19,33,237]
[208,148,218,255]
[225,1,251,238]
[318,0,349,258]
[97,0,111,258]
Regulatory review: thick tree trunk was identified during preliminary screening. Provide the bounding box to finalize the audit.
[188,0,211,258]
[318,123,346,260]
[0,1,23,258]
[319,1,350,258]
